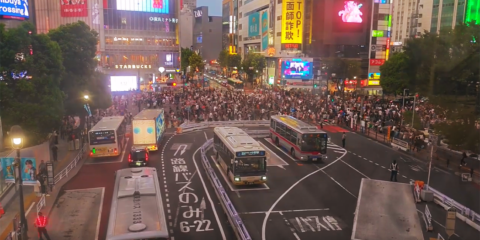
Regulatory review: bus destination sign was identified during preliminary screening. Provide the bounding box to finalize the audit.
[237,151,266,157]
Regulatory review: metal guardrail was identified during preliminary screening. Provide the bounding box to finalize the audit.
[36,194,46,216]
[178,120,270,133]
[414,183,421,203]
[427,185,480,223]
[437,233,445,240]
[53,144,87,185]
[199,140,251,240]
[424,205,433,231]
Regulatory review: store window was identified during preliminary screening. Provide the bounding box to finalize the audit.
[105,37,175,46]
[101,53,159,67]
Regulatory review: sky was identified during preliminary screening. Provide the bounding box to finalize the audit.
[197,0,222,16]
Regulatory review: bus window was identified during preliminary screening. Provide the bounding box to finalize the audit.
[301,134,327,152]
[89,131,116,145]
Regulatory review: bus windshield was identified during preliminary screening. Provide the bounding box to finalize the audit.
[235,157,266,173]
[89,130,116,145]
[301,134,327,153]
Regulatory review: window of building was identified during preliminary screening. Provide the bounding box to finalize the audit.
[239,24,242,30]
[276,32,281,37]
[239,12,243,18]
[278,0,282,3]
[209,17,213,22]
[277,16,281,20]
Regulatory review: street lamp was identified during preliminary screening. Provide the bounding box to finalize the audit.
[83,95,90,132]
[400,88,409,127]
[83,95,89,100]
[10,125,28,238]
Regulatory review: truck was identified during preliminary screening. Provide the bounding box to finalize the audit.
[132,109,165,151]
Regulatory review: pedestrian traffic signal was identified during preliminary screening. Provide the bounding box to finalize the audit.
[314,84,317,88]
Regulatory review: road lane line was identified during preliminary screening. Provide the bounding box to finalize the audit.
[293,232,301,240]
[239,209,330,215]
[375,163,379,166]
[381,166,386,168]
[369,160,373,163]
[204,131,208,141]
[263,138,297,162]
[340,160,371,179]
[321,170,357,199]
[193,147,227,240]
[363,157,367,160]
[261,150,347,240]
[402,175,407,178]
[334,150,344,153]
[259,142,289,166]
[94,188,105,240]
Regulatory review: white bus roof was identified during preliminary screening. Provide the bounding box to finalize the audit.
[134,109,164,120]
[214,127,264,153]
[89,116,125,132]
[107,167,168,240]
[271,115,325,133]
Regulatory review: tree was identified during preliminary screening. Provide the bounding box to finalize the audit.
[228,54,242,71]
[0,22,65,145]
[241,53,266,83]
[379,52,411,94]
[48,21,104,116]
[181,47,194,73]
[188,53,205,75]
[218,50,229,69]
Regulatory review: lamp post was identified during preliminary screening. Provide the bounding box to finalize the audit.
[84,95,90,132]
[400,88,409,127]
[10,125,28,238]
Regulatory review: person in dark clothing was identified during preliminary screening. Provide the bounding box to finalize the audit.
[51,145,58,162]
[390,160,399,182]
[342,132,346,148]
[460,152,467,166]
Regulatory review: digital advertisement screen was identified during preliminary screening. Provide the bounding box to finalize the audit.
[0,0,29,19]
[334,0,365,32]
[110,76,138,92]
[281,59,313,80]
[116,0,169,14]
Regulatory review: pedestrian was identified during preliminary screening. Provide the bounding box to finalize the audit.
[342,132,346,148]
[460,152,467,166]
[34,212,51,240]
[53,130,58,144]
[51,145,58,162]
[39,160,47,176]
[390,160,399,182]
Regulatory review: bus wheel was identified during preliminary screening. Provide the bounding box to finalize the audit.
[275,137,279,147]
[291,149,295,158]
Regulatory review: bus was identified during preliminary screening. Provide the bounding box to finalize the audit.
[89,116,127,158]
[213,127,267,185]
[227,78,244,91]
[107,167,169,240]
[269,115,328,161]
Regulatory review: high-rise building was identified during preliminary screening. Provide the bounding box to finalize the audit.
[430,0,467,32]
[237,0,269,59]
[179,6,194,49]
[182,0,197,12]
[391,0,422,44]
[192,7,222,62]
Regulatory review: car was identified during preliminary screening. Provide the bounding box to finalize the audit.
[128,147,150,167]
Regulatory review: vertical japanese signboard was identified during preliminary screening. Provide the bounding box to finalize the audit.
[261,10,269,51]
[281,0,304,45]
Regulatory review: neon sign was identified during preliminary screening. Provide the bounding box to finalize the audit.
[338,1,363,23]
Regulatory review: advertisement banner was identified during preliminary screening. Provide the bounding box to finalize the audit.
[1,158,15,183]
[369,59,385,66]
[116,0,169,14]
[281,0,304,44]
[0,0,29,19]
[21,158,37,184]
[60,0,88,17]
[261,11,269,51]
[248,12,260,37]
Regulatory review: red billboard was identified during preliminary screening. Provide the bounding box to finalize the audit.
[61,0,88,17]
[369,59,385,66]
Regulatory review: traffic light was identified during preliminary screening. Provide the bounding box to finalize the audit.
[167,82,177,86]
[314,84,317,88]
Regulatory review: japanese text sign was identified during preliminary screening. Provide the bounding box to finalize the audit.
[60,0,88,17]
[248,12,260,37]
[369,59,385,66]
[281,0,304,44]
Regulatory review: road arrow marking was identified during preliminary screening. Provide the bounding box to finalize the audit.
[174,144,187,156]
[200,197,206,220]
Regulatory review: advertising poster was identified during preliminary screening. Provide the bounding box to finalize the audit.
[248,12,260,37]
[261,11,269,51]
[155,112,165,142]
[281,0,304,44]
[116,0,169,14]
[0,0,29,19]
[21,158,37,185]
[60,0,88,17]
[1,158,16,183]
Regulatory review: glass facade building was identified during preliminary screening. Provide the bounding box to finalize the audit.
[430,0,469,32]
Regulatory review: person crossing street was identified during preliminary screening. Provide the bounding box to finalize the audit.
[34,212,51,240]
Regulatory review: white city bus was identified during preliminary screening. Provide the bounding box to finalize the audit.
[88,116,127,158]
[213,127,267,185]
[269,115,328,161]
[107,167,169,240]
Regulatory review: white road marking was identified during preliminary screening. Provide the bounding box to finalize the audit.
[340,160,371,179]
[321,170,357,199]
[193,147,227,240]
[293,232,301,240]
[375,163,379,166]
[363,157,367,160]
[263,138,297,162]
[381,166,386,168]
[261,150,348,240]
[240,208,330,215]
[334,150,344,153]
[369,160,373,163]
[259,142,289,166]
[402,175,407,178]
[94,188,105,240]
[204,131,208,141]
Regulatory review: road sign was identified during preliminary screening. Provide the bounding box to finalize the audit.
[445,207,456,237]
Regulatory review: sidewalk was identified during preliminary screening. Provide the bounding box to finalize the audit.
[340,123,480,212]
[0,138,81,239]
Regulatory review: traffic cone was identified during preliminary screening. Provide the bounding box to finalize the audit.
[0,202,4,218]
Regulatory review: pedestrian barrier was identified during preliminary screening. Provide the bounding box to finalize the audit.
[36,194,46,216]
[391,138,409,151]
[199,139,251,240]
[437,233,445,240]
[427,185,480,231]
[177,120,270,133]
[414,183,421,203]
[53,144,87,185]
[423,205,433,231]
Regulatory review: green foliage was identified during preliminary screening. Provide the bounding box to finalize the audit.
[379,52,411,94]
[218,50,229,68]
[188,53,205,75]
[0,22,64,145]
[322,58,362,85]
[181,47,194,73]
[241,53,266,82]
[402,111,423,130]
[218,50,242,74]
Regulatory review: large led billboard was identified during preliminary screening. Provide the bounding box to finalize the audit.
[110,76,138,92]
[334,0,365,32]
[116,0,170,14]
[0,0,29,19]
[338,1,363,23]
[281,58,313,80]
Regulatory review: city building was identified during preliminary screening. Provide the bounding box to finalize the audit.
[179,6,194,49]
[237,0,269,59]
[391,0,422,44]
[182,0,197,12]
[31,0,180,91]
[192,6,222,62]
[222,0,239,55]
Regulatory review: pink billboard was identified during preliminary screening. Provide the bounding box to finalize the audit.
[338,1,363,23]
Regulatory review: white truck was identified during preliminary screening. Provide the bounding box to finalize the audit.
[132,109,165,151]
